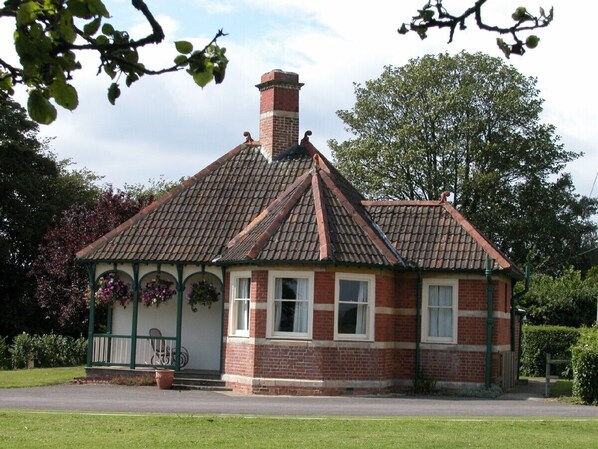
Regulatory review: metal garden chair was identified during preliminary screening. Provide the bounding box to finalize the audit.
[149,328,189,368]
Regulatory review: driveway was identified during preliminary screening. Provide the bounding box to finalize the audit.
[1,381,597,417]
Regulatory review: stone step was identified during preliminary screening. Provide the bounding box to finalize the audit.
[172,374,231,391]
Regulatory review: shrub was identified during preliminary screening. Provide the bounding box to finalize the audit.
[9,333,87,369]
[0,336,9,370]
[9,332,35,369]
[572,328,598,405]
[520,325,580,377]
[32,333,87,367]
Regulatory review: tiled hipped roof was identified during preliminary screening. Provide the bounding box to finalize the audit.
[77,143,313,262]
[77,139,521,277]
[219,152,403,266]
[76,138,401,267]
[365,201,523,277]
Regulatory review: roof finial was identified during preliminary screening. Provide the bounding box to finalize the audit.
[439,191,450,203]
[301,130,312,144]
[243,131,254,143]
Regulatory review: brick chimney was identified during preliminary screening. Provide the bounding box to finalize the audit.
[256,70,303,160]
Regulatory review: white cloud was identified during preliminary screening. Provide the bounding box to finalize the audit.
[3,0,594,206]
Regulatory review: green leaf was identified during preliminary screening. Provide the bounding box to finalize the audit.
[0,73,14,94]
[67,0,92,19]
[101,23,114,36]
[16,1,42,26]
[123,50,139,64]
[107,82,120,105]
[174,55,188,66]
[96,35,109,45]
[103,63,116,79]
[125,73,138,87]
[175,41,194,54]
[525,35,540,49]
[58,11,77,44]
[50,79,79,110]
[88,0,110,18]
[192,69,214,88]
[27,90,57,124]
[398,24,409,35]
[83,18,102,36]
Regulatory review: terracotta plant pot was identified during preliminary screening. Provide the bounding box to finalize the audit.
[155,369,175,389]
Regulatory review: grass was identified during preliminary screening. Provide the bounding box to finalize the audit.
[0,366,85,389]
[0,412,597,449]
[550,380,573,398]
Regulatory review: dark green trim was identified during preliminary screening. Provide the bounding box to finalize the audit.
[485,257,494,389]
[175,264,184,371]
[415,270,422,379]
[86,263,97,368]
[515,308,526,381]
[106,306,113,364]
[219,266,226,375]
[130,263,140,370]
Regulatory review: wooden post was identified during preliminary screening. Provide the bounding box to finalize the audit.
[130,263,139,369]
[85,263,97,367]
[175,264,184,372]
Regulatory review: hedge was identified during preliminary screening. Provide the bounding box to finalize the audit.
[520,325,581,377]
[0,336,9,370]
[9,333,87,369]
[572,328,598,405]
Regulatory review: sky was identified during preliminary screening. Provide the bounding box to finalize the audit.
[2,0,597,202]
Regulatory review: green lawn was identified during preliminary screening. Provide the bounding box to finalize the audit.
[0,412,597,449]
[0,366,84,388]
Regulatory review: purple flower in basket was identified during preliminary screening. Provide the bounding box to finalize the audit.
[95,273,132,307]
[141,276,176,307]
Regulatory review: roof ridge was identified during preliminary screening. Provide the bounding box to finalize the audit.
[76,142,250,260]
[311,168,332,261]
[440,201,522,275]
[318,170,403,266]
[225,170,312,250]
[246,173,312,259]
[362,200,443,207]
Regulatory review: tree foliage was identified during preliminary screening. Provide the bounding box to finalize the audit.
[400,0,553,57]
[518,267,598,327]
[0,94,100,337]
[0,0,228,124]
[31,189,144,334]
[330,52,598,274]
[32,180,177,335]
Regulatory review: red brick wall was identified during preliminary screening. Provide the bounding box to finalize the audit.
[222,268,516,394]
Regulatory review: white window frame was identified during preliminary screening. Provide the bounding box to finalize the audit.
[267,270,314,340]
[421,278,459,344]
[334,273,375,341]
[229,271,251,337]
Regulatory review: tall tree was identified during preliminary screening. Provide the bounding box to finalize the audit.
[0,94,98,337]
[330,52,597,274]
[32,180,177,335]
[31,189,144,335]
[0,0,227,124]
[518,267,598,327]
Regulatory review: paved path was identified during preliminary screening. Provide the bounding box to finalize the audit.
[1,381,597,417]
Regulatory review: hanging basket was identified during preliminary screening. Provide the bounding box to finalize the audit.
[186,280,220,311]
[141,276,176,308]
[95,273,132,307]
